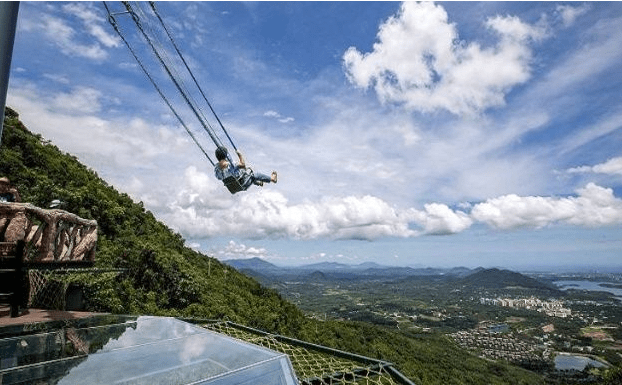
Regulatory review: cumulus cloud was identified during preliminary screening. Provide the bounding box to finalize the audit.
[411,203,473,235]
[162,167,474,240]
[471,183,622,229]
[567,157,622,175]
[213,240,269,260]
[159,160,622,240]
[343,2,546,115]
[10,1,622,253]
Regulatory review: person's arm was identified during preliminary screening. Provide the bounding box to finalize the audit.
[236,150,246,169]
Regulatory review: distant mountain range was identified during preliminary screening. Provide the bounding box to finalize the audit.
[224,258,559,293]
[225,257,478,280]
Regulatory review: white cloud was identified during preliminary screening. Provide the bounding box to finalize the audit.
[263,110,295,124]
[12,78,620,240]
[411,203,473,235]
[567,157,622,176]
[19,3,118,61]
[7,83,195,195]
[263,110,279,118]
[395,124,420,146]
[88,24,121,49]
[41,15,108,61]
[62,2,120,48]
[471,183,622,229]
[556,4,590,27]
[591,159,622,175]
[62,3,99,23]
[11,78,622,241]
[43,73,70,84]
[485,15,548,42]
[10,1,622,256]
[213,240,269,260]
[521,16,622,116]
[514,17,622,158]
[555,110,622,158]
[343,2,545,115]
[162,167,476,240]
[167,174,622,239]
[53,87,103,115]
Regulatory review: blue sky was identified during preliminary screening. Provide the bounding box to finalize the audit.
[6,2,622,270]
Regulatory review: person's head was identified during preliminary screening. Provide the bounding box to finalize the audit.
[215,146,228,161]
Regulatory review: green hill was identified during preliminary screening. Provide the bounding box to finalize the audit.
[0,107,304,334]
[461,268,560,292]
[1,107,548,385]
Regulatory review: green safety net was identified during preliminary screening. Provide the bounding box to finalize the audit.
[203,321,401,385]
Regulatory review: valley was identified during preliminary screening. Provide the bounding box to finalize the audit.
[227,258,622,382]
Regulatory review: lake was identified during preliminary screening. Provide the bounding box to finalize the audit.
[553,280,622,300]
[554,353,607,371]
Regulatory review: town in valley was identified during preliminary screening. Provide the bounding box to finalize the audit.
[227,258,622,382]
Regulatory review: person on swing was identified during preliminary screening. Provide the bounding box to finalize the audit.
[214,146,277,191]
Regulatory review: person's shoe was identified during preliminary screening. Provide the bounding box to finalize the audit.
[271,171,278,183]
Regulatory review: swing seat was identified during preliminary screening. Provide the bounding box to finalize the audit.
[222,170,253,194]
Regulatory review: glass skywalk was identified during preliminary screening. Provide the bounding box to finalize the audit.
[0,316,298,384]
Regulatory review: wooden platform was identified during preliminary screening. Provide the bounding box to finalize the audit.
[0,306,102,327]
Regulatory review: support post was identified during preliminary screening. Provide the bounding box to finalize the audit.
[0,2,20,145]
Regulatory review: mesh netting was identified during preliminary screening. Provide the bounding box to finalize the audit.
[28,269,69,310]
[203,322,400,385]
[20,267,409,384]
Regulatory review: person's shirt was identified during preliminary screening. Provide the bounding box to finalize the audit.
[215,162,237,180]
[214,162,254,190]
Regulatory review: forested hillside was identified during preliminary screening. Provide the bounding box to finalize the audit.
[0,107,304,334]
[0,108,549,384]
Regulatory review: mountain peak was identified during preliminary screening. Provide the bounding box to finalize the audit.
[461,268,558,291]
[224,257,279,271]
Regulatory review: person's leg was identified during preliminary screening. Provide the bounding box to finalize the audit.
[252,171,277,185]
[252,172,272,185]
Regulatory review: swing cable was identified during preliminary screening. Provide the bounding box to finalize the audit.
[103,1,215,166]
[148,1,238,152]
[121,1,228,156]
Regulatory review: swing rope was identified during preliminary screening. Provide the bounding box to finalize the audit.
[121,1,226,152]
[148,1,238,152]
[104,2,215,166]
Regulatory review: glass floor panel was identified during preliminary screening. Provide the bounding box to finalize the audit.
[0,316,298,385]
